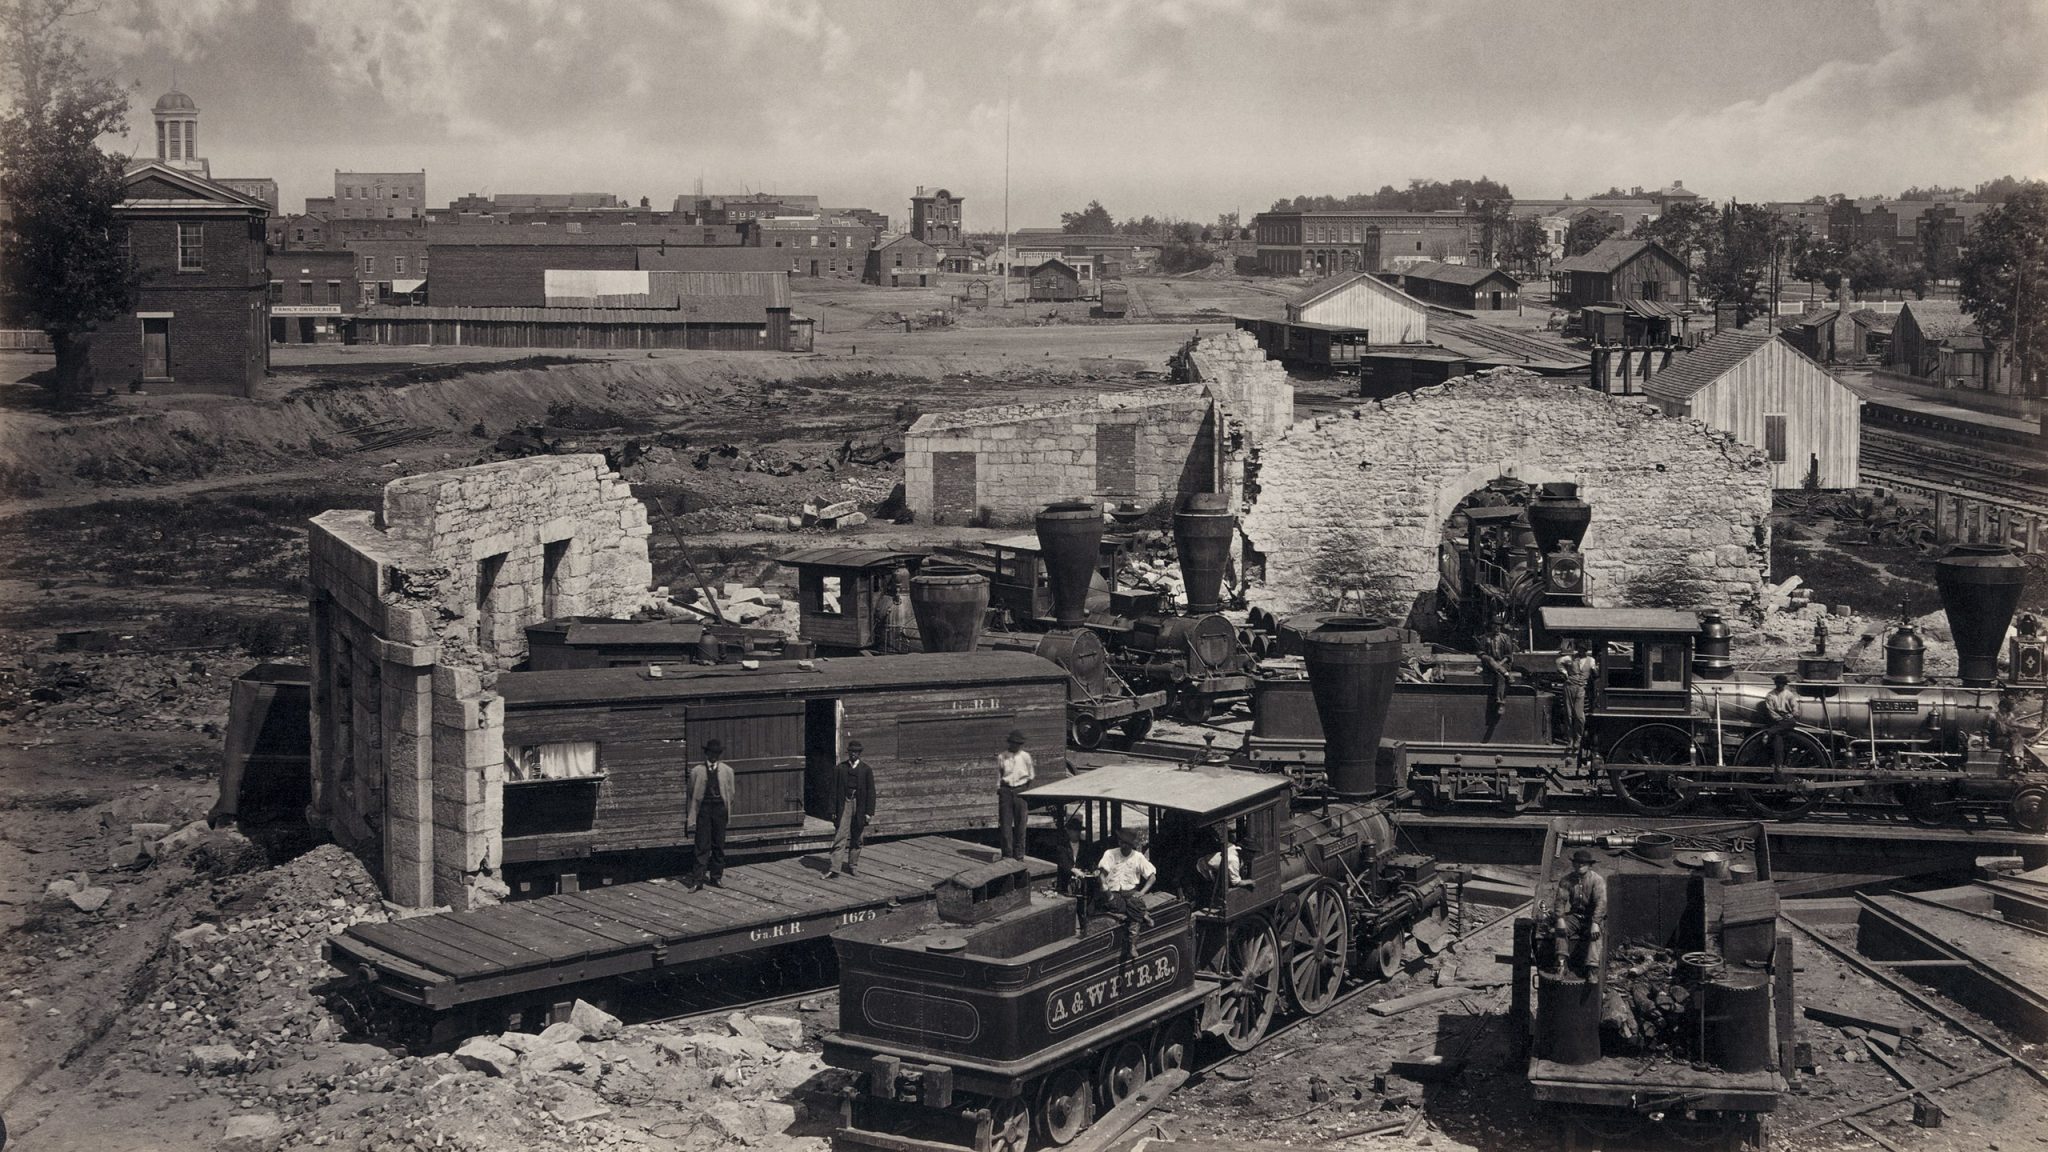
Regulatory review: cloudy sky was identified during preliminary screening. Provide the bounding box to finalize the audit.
[82,0,2048,228]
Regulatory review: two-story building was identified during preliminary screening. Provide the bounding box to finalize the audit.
[1550,238,1691,310]
[1251,210,1477,276]
[864,235,940,287]
[267,250,358,343]
[81,161,270,395]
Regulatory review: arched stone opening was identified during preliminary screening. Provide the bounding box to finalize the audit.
[1241,370,1774,630]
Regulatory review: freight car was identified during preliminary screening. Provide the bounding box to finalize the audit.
[1510,817,1790,1149]
[823,617,1450,1151]
[1238,542,2048,831]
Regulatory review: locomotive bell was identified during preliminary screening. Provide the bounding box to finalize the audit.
[1883,625,1926,685]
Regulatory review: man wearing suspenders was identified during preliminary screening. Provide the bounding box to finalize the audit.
[687,739,736,890]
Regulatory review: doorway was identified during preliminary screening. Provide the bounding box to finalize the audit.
[803,698,842,822]
[270,317,287,344]
[142,317,170,379]
[299,318,317,343]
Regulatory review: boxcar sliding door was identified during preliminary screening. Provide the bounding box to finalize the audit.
[686,700,806,830]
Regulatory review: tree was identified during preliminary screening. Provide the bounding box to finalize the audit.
[1563,215,1615,257]
[1468,195,1513,265]
[1696,202,1788,323]
[1214,211,1241,238]
[1789,231,1843,297]
[1504,217,1548,272]
[1959,181,2048,395]
[1968,175,2030,204]
[1841,242,1901,301]
[1632,200,1717,270]
[1060,200,1114,234]
[0,0,135,395]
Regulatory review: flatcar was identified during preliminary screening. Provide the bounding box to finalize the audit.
[1510,817,1790,1149]
[1237,541,2046,830]
[823,617,1449,1151]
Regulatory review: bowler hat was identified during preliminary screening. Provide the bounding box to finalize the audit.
[703,738,725,756]
[847,740,864,753]
[1773,673,1791,686]
[1006,729,1026,745]
[1571,847,1597,863]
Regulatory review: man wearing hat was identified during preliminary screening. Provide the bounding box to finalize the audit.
[996,730,1035,860]
[686,739,736,889]
[1548,847,1608,975]
[827,740,877,878]
[1555,639,1600,751]
[1478,614,1518,721]
[1081,824,1156,929]
[1762,673,1801,771]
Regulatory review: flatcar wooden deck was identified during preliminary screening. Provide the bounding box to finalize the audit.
[327,836,1050,1012]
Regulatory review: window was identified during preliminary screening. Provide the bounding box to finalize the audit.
[385,206,394,219]
[326,281,341,304]
[542,538,571,618]
[294,228,305,242]
[298,280,312,300]
[268,281,283,303]
[816,574,845,616]
[1764,414,1788,463]
[477,552,508,650]
[156,121,167,159]
[391,187,400,199]
[418,255,427,275]
[363,256,375,275]
[394,257,406,276]
[177,223,204,271]
[1641,280,1661,301]
[505,741,601,782]
[344,186,353,199]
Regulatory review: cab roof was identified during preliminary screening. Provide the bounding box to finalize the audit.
[1539,606,1701,636]
[1020,762,1290,819]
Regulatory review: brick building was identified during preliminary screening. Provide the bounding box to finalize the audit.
[1251,210,1477,276]
[267,250,358,343]
[333,170,426,220]
[864,235,939,286]
[73,161,269,395]
[755,217,877,279]
[910,186,963,247]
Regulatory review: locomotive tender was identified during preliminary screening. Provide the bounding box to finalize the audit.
[1246,541,2045,830]
[824,616,1449,1151]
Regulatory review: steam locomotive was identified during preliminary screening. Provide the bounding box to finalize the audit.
[1436,480,1592,647]
[823,618,1449,1152]
[1244,542,2046,831]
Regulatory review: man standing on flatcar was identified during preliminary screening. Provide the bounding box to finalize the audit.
[1762,674,1800,772]
[996,729,1034,860]
[686,739,736,890]
[826,740,876,878]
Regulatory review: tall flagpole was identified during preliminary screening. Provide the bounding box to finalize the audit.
[1002,82,1011,307]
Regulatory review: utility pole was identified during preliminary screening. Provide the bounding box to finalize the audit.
[1002,82,1011,308]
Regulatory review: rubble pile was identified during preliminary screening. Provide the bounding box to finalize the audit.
[115,844,386,1082]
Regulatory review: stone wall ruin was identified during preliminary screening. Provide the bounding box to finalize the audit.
[1242,369,1774,624]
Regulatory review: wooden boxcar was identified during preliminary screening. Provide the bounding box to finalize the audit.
[494,652,1069,872]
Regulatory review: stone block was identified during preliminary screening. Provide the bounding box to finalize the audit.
[454,1036,518,1077]
[569,999,623,1041]
[220,1112,286,1152]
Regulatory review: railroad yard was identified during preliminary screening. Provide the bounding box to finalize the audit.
[4,272,2048,1152]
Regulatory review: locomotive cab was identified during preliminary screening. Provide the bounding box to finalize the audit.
[1539,607,1700,716]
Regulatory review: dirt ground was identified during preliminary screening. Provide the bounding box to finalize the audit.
[3,274,2041,1151]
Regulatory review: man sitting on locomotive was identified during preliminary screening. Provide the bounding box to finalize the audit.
[1195,824,1254,908]
[1546,847,1608,977]
[1991,695,2032,764]
[1075,825,1157,930]
[1762,674,1800,772]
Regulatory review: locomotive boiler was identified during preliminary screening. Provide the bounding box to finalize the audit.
[1437,481,1591,646]
[823,616,1448,1151]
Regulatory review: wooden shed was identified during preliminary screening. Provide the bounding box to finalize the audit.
[493,652,1069,865]
[1891,300,2006,391]
[1286,272,1430,343]
[1642,327,1861,489]
[1028,258,1082,302]
[1551,238,1691,311]
[1399,261,1522,310]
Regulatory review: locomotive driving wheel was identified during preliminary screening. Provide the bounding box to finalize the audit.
[2011,785,2048,833]
[1148,1016,1196,1075]
[1734,729,1829,822]
[1097,1040,1148,1110]
[1216,918,1281,1052]
[1605,723,1701,817]
[1037,1067,1094,1145]
[988,1098,1030,1152]
[1895,782,1962,827]
[1285,883,1349,1014]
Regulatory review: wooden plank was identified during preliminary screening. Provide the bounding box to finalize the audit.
[411,910,569,963]
[749,855,907,905]
[572,887,709,939]
[331,929,466,985]
[637,876,777,923]
[1063,1068,1187,1152]
[618,878,747,925]
[1367,985,1493,1018]
[863,838,993,883]
[346,922,504,979]
[522,895,663,946]
[457,904,618,961]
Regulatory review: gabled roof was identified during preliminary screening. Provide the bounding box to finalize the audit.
[875,234,937,253]
[1030,258,1079,275]
[1290,270,1432,314]
[1899,300,1976,340]
[1849,308,1895,333]
[1553,237,1687,276]
[1403,261,1521,288]
[119,161,271,213]
[1640,326,1845,405]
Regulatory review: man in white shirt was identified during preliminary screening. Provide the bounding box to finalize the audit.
[1555,641,1600,750]
[996,730,1035,860]
[1197,828,1252,904]
[1082,825,1156,928]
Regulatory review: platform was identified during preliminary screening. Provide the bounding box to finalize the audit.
[328,836,1053,1011]
[1391,812,2048,895]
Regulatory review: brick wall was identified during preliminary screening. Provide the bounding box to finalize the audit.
[427,244,639,307]
[307,455,659,907]
[1242,368,1773,622]
[82,210,267,395]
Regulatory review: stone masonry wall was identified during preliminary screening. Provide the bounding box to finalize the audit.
[904,387,1221,525]
[1180,329,1294,447]
[307,455,657,907]
[1243,369,1773,624]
